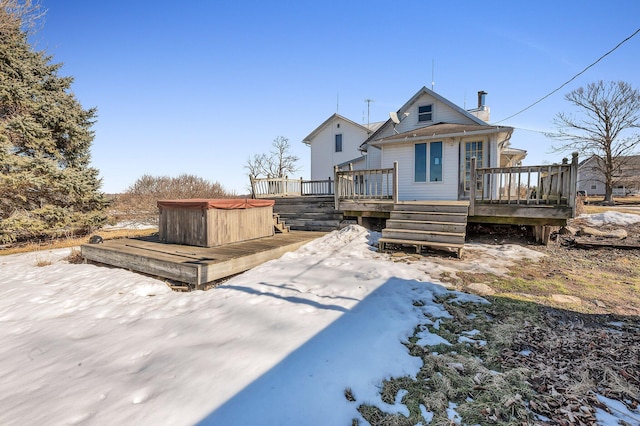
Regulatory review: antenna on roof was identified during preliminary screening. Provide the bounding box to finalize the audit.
[431,59,435,91]
[364,98,374,128]
[336,92,339,113]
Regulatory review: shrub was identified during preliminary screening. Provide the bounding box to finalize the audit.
[113,174,237,221]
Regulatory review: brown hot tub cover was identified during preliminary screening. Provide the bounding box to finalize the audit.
[157,198,275,210]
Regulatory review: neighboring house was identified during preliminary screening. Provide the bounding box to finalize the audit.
[358,86,526,201]
[302,113,384,181]
[578,155,640,196]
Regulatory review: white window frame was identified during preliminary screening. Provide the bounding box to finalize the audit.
[335,134,343,153]
[414,141,444,183]
[418,104,433,123]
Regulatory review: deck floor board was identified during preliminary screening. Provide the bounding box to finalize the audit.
[81,231,326,288]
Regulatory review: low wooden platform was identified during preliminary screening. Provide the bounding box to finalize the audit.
[81,231,326,289]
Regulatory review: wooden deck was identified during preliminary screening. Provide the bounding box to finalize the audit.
[81,231,326,289]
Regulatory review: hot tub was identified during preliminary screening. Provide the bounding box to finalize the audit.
[157,199,275,247]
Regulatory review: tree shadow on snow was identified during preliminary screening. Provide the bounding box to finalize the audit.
[196,277,452,425]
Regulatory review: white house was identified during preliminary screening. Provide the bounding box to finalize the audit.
[303,87,527,201]
[578,154,640,196]
[302,113,384,181]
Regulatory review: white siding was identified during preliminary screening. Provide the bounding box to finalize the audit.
[365,145,382,169]
[309,118,369,180]
[382,139,459,201]
[578,162,605,195]
[393,93,478,135]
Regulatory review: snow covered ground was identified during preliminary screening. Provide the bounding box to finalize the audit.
[0,219,637,425]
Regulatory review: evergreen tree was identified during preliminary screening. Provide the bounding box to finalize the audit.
[0,2,107,243]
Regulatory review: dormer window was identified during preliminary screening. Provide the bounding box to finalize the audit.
[418,104,433,122]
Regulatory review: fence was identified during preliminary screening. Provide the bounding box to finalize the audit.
[250,176,333,198]
[469,153,578,215]
[334,165,396,201]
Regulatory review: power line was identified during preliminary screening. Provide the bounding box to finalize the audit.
[493,27,640,124]
[510,126,562,138]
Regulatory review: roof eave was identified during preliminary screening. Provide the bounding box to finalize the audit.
[302,113,370,145]
[370,127,513,147]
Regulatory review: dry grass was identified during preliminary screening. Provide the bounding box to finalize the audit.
[0,227,158,256]
[355,298,538,425]
[585,204,640,215]
[454,246,640,316]
[34,256,53,267]
[64,247,85,264]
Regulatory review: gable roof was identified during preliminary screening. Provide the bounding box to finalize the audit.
[370,122,514,146]
[302,113,371,145]
[361,86,488,148]
[579,154,640,172]
[336,155,366,169]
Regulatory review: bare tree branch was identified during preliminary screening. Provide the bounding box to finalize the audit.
[550,81,640,202]
[244,136,299,179]
[0,0,45,36]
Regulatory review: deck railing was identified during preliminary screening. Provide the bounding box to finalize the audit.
[250,154,578,218]
[302,179,333,196]
[334,162,398,207]
[469,152,578,216]
[250,176,333,198]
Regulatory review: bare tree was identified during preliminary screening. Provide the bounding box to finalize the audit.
[115,174,236,220]
[0,0,45,35]
[245,136,300,178]
[551,80,640,203]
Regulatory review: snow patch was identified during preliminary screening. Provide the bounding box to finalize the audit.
[579,211,640,226]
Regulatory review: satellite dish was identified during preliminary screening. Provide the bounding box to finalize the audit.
[389,111,400,124]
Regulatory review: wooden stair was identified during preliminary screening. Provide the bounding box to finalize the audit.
[378,201,469,258]
[272,196,343,232]
[273,214,290,233]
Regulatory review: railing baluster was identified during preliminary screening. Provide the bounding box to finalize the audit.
[556,164,562,205]
[507,169,512,204]
[526,168,531,205]
[537,168,542,205]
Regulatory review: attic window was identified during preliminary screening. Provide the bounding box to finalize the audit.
[418,104,433,122]
[337,123,340,128]
[335,134,343,152]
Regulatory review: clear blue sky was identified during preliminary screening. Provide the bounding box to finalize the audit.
[34,1,640,195]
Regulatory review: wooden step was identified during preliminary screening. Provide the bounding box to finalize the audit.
[394,202,469,214]
[382,228,465,244]
[271,195,343,232]
[385,219,466,234]
[284,219,342,231]
[277,212,344,221]
[390,211,468,223]
[378,238,464,258]
[273,214,290,233]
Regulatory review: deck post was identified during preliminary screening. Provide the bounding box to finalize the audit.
[469,157,476,216]
[334,165,340,210]
[392,161,399,204]
[569,152,578,217]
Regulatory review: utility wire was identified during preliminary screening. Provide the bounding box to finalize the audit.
[493,27,640,124]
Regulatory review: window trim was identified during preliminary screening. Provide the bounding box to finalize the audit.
[418,104,433,123]
[464,140,484,192]
[414,141,444,183]
[335,134,343,153]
